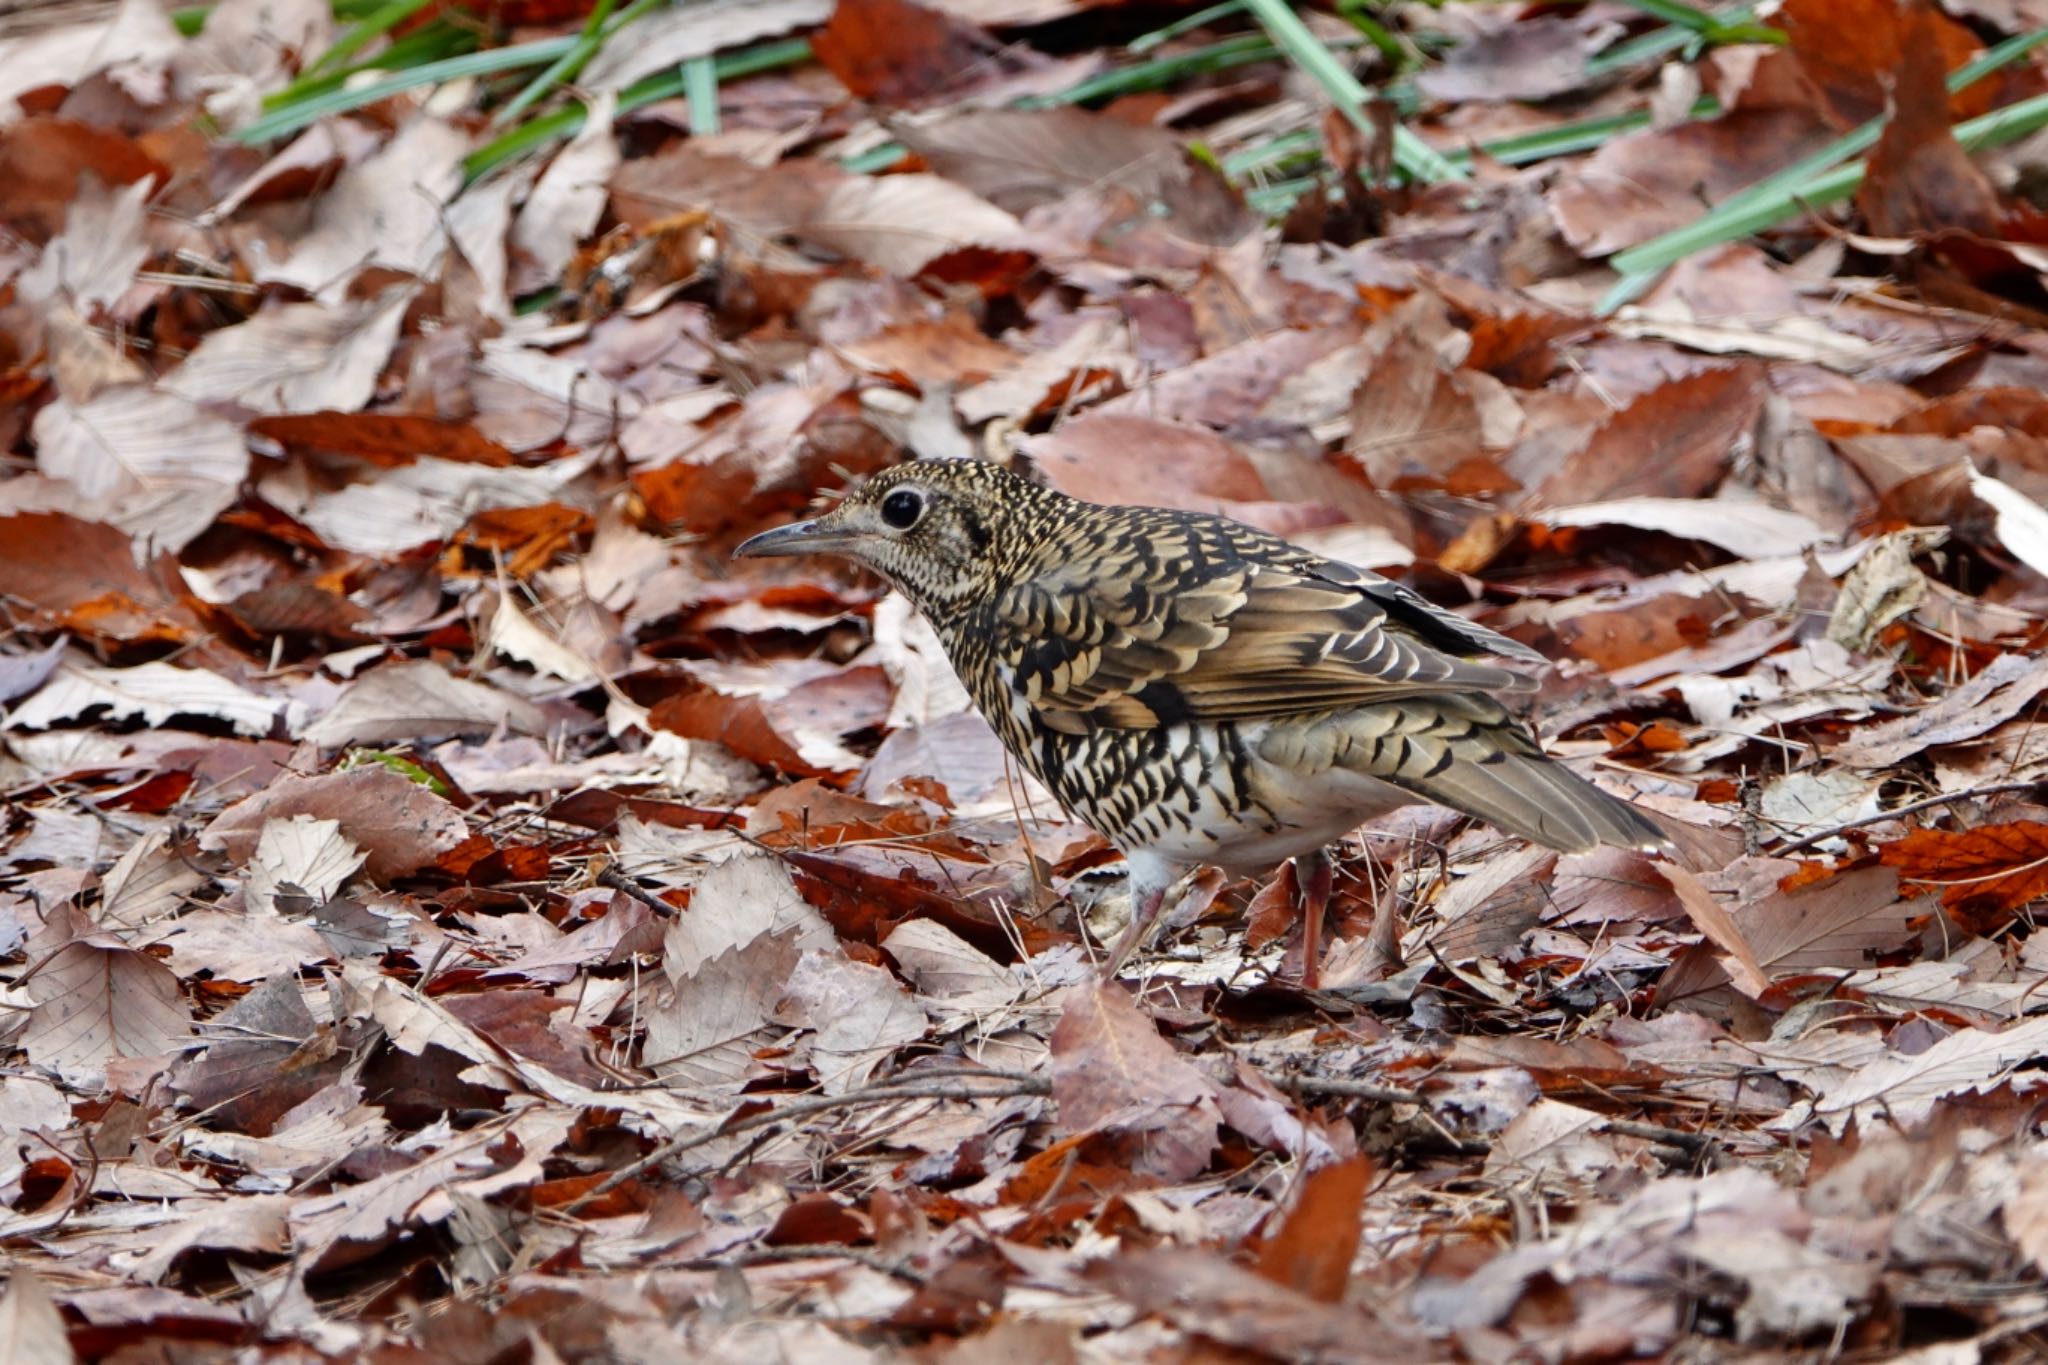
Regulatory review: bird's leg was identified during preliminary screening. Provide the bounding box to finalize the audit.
[1294,845,1335,990]
[1101,852,1179,979]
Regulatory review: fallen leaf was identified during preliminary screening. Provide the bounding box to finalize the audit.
[22,904,193,1086]
[1662,864,1771,996]
[1880,820,2048,922]
[1049,982,1219,1181]
[1833,653,2048,767]
[6,658,282,738]
[0,1268,77,1365]
[812,0,994,107]
[255,117,467,299]
[296,660,550,747]
[1253,1154,1372,1303]
[32,386,249,501]
[801,174,1024,276]
[201,766,468,882]
[164,287,414,415]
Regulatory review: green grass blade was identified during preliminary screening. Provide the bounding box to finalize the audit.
[308,0,438,76]
[239,36,581,143]
[1602,83,2048,311]
[1612,0,1732,33]
[464,37,812,180]
[1130,0,1247,53]
[1608,25,2048,292]
[259,23,474,117]
[491,0,624,129]
[684,55,721,136]
[1241,0,1462,183]
[1023,32,1281,106]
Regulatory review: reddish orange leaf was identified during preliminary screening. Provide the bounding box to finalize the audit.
[1880,820,2048,925]
[1253,1156,1373,1304]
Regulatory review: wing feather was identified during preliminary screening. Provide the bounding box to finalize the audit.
[993,513,1541,729]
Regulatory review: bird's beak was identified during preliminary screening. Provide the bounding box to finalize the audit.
[733,519,853,559]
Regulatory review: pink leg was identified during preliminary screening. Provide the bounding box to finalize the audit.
[1101,852,1179,979]
[1101,884,1167,979]
[1296,846,1334,990]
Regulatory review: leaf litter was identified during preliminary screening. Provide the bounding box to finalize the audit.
[5,0,2048,1358]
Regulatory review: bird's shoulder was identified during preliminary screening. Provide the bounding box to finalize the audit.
[989,503,1541,731]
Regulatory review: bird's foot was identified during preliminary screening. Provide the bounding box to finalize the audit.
[1294,846,1335,990]
[1099,883,1166,980]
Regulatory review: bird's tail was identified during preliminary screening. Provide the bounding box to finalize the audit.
[1314,694,1671,854]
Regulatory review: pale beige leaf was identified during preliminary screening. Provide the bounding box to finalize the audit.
[882,919,1021,1012]
[244,815,366,916]
[32,386,248,500]
[99,827,206,929]
[164,287,413,414]
[0,1268,77,1365]
[2004,1154,2048,1275]
[1973,470,2048,580]
[657,849,835,980]
[777,951,926,1094]
[23,904,193,1085]
[256,117,468,299]
[484,594,599,684]
[19,175,149,313]
[509,93,617,294]
[643,931,799,1091]
[295,659,548,746]
[6,659,281,738]
[804,174,1023,276]
[1535,496,1830,560]
[1833,652,2048,768]
[1811,1016,2048,1129]
[255,448,598,555]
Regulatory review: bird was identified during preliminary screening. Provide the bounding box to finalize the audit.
[734,458,1670,982]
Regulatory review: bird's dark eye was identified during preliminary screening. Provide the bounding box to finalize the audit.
[880,489,924,530]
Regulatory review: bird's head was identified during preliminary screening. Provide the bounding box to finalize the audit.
[734,459,1047,619]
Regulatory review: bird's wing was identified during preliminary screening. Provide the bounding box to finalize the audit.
[992,516,1543,732]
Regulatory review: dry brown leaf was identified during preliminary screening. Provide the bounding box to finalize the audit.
[1662,864,1771,996]
[1049,982,1220,1181]
[812,0,994,107]
[1854,2,1999,238]
[200,766,468,882]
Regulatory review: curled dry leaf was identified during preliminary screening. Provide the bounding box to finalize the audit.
[7,658,282,738]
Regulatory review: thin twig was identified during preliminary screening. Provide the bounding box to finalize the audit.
[671,1243,928,1285]
[596,864,678,916]
[1772,779,2042,856]
[565,1074,1049,1214]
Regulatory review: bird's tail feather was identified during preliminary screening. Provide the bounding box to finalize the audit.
[1323,694,1670,854]
[1402,744,1670,854]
